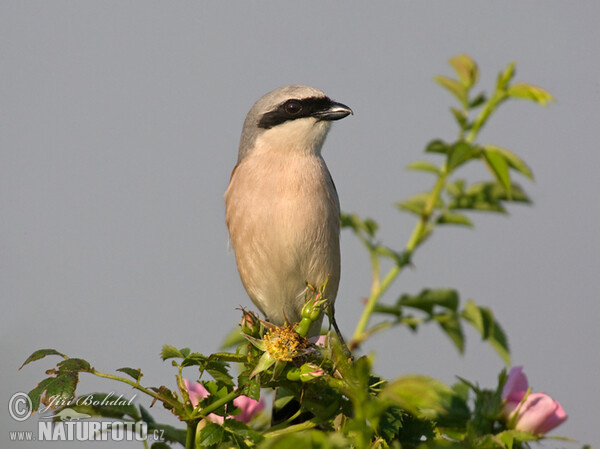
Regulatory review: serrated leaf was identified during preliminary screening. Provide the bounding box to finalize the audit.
[447,141,480,172]
[210,352,248,363]
[462,300,510,364]
[20,349,66,369]
[449,54,479,87]
[57,358,91,373]
[434,75,468,106]
[484,145,534,181]
[398,289,460,314]
[436,212,473,227]
[196,421,225,447]
[434,312,465,353]
[28,372,78,412]
[406,160,440,174]
[207,363,234,386]
[378,406,404,443]
[382,375,470,427]
[117,367,143,381]
[424,139,450,154]
[507,82,554,106]
[181,352,208,368]
[223,418,264,444]
[483,149,512,198]
[160,345,183,360]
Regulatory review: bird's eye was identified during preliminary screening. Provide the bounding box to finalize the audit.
[284,101,302,115]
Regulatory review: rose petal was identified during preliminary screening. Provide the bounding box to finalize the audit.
[233,395,265,423]
[502,366,529,402]
[514,392,566,434]
[183,379,210,408]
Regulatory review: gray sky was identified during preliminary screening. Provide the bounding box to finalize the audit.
[2,2,599,447]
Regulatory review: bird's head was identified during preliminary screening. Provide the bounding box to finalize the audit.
[238,85,352,162]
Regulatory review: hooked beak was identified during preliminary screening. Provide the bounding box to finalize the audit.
[312,101,353,121]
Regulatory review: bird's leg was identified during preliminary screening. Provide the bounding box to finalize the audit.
[327,304,353,361]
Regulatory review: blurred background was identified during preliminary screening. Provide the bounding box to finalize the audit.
[2,2,599,447]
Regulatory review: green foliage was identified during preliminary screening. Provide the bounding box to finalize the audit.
[19,56,575,449]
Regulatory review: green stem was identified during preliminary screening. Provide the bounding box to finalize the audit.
[263,419,318,438]
[351,166,448,347]
[192,389,242,419]
[90,369,180,410]
[185,420,197,449]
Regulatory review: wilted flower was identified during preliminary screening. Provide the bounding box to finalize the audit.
[183,379,264,424]
[501,367,567,434]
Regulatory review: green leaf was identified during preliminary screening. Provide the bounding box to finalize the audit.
[378,405,404,443]
[497,62,516,91]
[447,141,480,172]
[382,375,470,427]
[220,327,247,349]
[196,422,225,447]
[150,443,172,449]
[397,192,442,216]
[483,148,512,198]
[117,367,143,382]
[206,361,234,386]
[398,289,460,314]
[436,211,473,227]
[469,92,487,108]
[147,422,187,445]
[450,107,469,131]
[434,312,465,353]
[434,75,468,106]
[340,212,379,238]
[406,160,440,174]
[449,53,479,87]
[425,139,450,154]
[223,419,264,445]
[160,345,183,360]
[250,351,276,378]
[507,82,554,106]
[497,429,539,449]
[483,145,534,181]
[57,358,91,373]
[58,392,140,421]
[462,300,510,364]
[448,181,530,213]
[28,372,78,412]
[20,349,66,369]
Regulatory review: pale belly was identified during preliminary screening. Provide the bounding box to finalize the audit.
[225,153,340,328]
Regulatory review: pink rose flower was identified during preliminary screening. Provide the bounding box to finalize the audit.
[184,379,264,424]
[501,367,567,434]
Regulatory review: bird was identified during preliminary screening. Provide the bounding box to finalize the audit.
[225,85,352,339]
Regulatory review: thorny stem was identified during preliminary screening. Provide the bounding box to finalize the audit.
[350,81,500,348]
[90,369,180,410]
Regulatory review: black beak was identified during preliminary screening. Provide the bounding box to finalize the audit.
[312,101,353,121]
